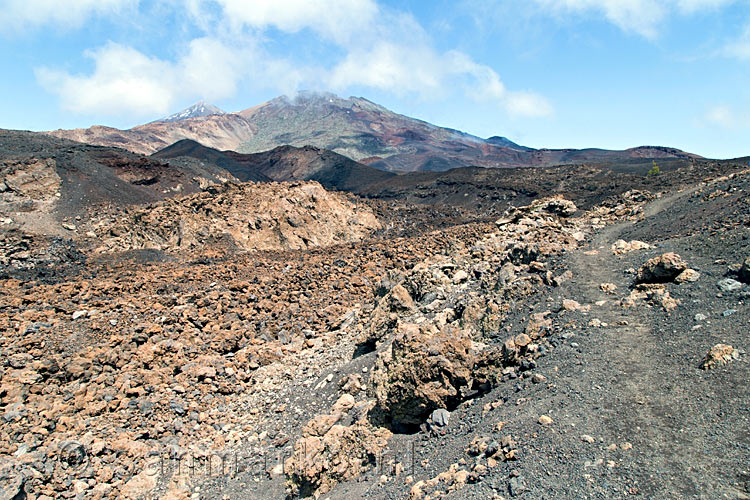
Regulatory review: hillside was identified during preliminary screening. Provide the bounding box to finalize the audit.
[152,139,396,191]
[0,129,235,236]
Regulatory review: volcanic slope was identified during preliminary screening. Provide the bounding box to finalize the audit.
[0,129,237,236]
[151,139,395,191]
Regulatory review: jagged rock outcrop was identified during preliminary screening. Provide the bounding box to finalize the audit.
[360,198,589,430]
[284,396,391,497]
[371,323,479,428]
[92,181,380,253]
[0,158,60,202]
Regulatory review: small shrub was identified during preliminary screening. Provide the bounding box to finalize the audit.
[647,162,660,177]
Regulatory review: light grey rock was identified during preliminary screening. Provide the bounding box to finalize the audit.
[430,408,450,427]
[717,278,743,293]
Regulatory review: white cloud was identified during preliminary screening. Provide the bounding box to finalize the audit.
[449,51,553,117]
[448,51,507,101]
[35,34,321,119]
[721,24,750,60]
[36,44,175,117]
[703,105,750,129]
[325,11,553,118]
[532,0,739,38]
[328,42,445,94]
[505,91,555,118]
[674,0,737,13]
[33,0,553,119]
[705,105,735,127]
[178,37,246,99]
[208,0,378,44]
[35,39,251,117]
[533,0,666,38]
[327,42,552,118]
[0,0,138,32]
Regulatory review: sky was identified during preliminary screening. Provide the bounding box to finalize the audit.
[1,0,749,159]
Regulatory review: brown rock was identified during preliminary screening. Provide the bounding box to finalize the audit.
[561,299,590,312]
[611,240,651,254]
[540,198,577,217]
[371,323,477,427]
[339,373,363,395]
[700,344,739,370]
[674,269,700,283]
[285,402,391,497]
[388,284,415,311]
[94,181,381,254]
[636,253,688,284]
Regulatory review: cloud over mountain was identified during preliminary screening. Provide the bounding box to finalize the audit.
[31,0,553,119]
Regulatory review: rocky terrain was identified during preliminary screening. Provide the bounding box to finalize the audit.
[48,92,700,172]
[0,126,748,500]
[149,138,746,220]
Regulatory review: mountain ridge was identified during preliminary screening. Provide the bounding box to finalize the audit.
[47,92,701,172]
[151,138,396,192]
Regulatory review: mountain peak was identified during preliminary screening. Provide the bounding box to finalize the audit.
[159,102,225,122]
[260,91,389,113]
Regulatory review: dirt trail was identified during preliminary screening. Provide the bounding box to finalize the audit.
[555,188,748,499]
[568,226,693,495]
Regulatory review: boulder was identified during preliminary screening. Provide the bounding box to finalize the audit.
[674,269,700,283]
[623,283,679,311]
[0,468,24,500]
[561,299,590,312]
[387,284,415,311]
[285,400,391,497]
[611,240,651,255]
[371,323,476,428]
[541,198,577,217]
[636,253,687,284]
[430,408,450,427]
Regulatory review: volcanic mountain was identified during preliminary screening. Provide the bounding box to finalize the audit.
[49,92,700,172]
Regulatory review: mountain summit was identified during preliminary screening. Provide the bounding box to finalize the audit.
[158,101,225,122]
[48,92,700,171]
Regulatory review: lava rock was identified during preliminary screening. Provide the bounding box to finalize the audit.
[636,253,688,284]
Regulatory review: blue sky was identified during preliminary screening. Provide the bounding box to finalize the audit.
[1,0,749,158]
